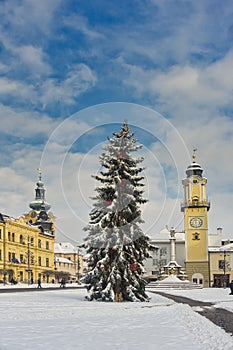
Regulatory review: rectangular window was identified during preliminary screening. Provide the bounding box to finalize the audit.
[161,259,167,266]
[160,248,167,256]
[38,239,41,248]
[153,259,158,266]
[38,257,41,266]
[8,232,11,241]
[46,241,49,250]
[219,260,225,269]
[12,233,15,242]
[46,258,49,267]
[20,254,24,263]
[8,252,11,262]
[0,249,2,260]
[0,229,2,239]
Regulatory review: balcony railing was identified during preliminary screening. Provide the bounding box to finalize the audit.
[181,200,210,211]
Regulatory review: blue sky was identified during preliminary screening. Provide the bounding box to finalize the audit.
[1,0,233,243]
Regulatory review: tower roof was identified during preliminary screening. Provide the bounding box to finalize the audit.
[186,148,203,178]
[29,168,51,211]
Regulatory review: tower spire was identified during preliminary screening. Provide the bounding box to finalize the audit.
[192,148,197,162]
[29,168,51,212]
[37,167,42,182]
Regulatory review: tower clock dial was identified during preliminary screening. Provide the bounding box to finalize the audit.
[189,217,203,228]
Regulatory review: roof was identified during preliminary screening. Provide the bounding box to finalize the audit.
[54,242,78,254]
[149,228,185,242]
[209,243,233,252]
[55,256,73,264]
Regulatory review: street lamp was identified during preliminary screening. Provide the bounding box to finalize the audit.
[220,250,230,289]
[76,246,81,282]
[26,237,32,286]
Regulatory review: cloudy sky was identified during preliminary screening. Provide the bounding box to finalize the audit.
[1,0,233,244]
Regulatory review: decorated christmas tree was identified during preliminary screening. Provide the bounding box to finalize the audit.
[82,121,151,302]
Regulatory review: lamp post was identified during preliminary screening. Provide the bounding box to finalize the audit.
[223,250,229,289]
[76,246,80,282]
[3,220,6,285]
[220,250,229,289]
[27,237,32,286]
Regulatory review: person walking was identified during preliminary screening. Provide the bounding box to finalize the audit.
[60,278,66,288]
[37,278,42,289]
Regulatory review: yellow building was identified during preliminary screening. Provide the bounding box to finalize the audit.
[0,170,55,284]
[181,150,210,287]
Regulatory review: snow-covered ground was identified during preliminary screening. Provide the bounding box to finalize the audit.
[0,286,232,350]
[153,287,233,312]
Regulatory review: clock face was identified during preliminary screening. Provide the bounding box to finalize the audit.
[190,217,203,228]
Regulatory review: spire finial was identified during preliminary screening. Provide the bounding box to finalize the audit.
[37,167,42,181]
[192,148,197,162]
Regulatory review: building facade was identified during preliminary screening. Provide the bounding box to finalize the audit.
[54,242,83,283]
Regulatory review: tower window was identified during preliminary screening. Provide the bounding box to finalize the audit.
[192,232,200,240]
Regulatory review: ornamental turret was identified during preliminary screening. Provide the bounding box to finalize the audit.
[26,169,55,236]
[181,148,210,212]
[29,168,51,212]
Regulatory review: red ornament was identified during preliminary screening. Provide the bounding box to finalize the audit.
[119,151,128,159]
[130,263,138,271]
[121,178,127,186]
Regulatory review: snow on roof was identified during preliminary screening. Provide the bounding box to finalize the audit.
[54,242,78,254]
[55,256,73,264]
[149,228,185,242]
[209,243,233,252]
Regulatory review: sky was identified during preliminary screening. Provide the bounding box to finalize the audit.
[1,0,233,243]
[0,287,232,349]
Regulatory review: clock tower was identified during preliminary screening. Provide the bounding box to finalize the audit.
[181,149,210,287]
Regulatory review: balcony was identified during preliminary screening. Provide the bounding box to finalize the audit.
[181,200,210,212]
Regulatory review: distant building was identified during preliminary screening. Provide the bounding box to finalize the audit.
[54,242,83,282]
[144,227,186,281]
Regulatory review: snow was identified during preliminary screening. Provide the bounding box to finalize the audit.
[0,286,232,349]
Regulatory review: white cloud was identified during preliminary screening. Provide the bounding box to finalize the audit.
[15,45,51,75]
[63,14,104,40]
[0,104,60,139]
[40,64,97,107]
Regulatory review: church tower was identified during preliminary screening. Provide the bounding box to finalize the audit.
[26,168,55,236]
[181,149,210,287]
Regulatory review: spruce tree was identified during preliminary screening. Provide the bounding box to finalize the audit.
[82,121,150,302]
